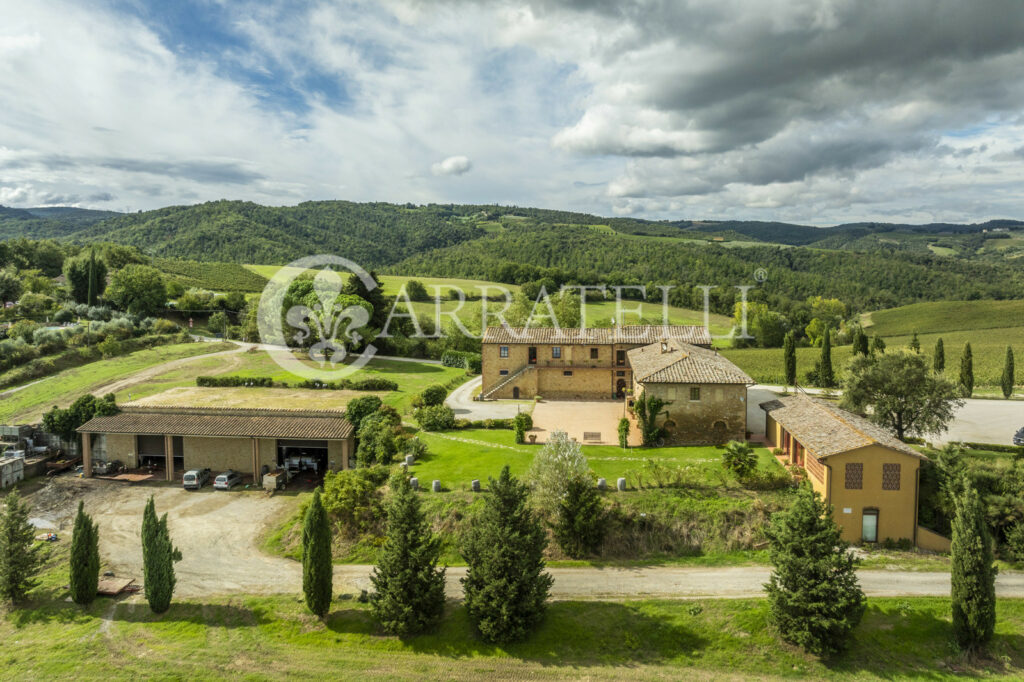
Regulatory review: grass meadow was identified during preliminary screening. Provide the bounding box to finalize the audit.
[3,540,1024,680]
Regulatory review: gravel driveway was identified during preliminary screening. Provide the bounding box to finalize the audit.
[27,478,1024,600]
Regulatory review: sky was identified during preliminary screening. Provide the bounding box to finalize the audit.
[2,0,1024,224]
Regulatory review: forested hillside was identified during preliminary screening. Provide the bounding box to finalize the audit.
[390,223,1024,314]
[61,200,486,265]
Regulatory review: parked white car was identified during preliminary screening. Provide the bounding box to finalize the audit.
[213,470,243,490]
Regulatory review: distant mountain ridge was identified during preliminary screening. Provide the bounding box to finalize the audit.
[1,199,1021,261]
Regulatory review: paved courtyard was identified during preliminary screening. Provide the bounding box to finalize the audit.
[529,399,642,446]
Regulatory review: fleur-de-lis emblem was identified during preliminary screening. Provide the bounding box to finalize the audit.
[284,267,370,367]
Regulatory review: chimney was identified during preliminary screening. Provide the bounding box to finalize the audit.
[660,339,668,354]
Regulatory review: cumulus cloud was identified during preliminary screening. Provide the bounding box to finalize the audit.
[431,155,473,176]
[2,0,1024,223]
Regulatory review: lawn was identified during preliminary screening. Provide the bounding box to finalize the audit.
[863,299,1024,337]
[0,342,236,423]
[3,547,1024,682]
[411,428,779,491]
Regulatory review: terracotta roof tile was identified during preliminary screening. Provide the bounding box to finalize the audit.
[760,394,924,459]
[627,340,753,385]
[482,325,712,347]
[78,407,354,440]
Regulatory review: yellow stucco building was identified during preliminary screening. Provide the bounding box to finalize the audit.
[761,393,943,549]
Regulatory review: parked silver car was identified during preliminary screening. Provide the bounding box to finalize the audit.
[1014,427,1024,447]
[183,468,211,490]
[214,470,243,490]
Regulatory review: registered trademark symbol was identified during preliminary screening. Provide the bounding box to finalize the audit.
[754,267,768,283]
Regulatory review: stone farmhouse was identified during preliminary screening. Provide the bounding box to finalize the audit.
[761,393,948,551]
[481,325,753,445]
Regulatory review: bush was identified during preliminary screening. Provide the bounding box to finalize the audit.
[1005,522,1024,564]
[513,412,533,444]
[356,414,400,467]
[414,404,456,431]
[321,467,387,537]
[344,395,383,430]
[618,418,630,448]
[196,375,276,387]
[721,441,758,479]
[526,430,590,513]
[441,349,481,374]
[419,384,448,407]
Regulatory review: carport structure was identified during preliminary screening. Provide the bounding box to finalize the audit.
[78,402,354,483]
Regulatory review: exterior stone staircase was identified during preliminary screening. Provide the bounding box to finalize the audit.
[479,364,534,400]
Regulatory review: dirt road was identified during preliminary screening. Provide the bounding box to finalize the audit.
[28,478,1024,600]
[96,342,246,397]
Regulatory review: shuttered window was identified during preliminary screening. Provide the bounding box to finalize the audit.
[882,463,901,490]
[845,463,863,489]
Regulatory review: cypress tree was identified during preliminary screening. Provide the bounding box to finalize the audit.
[910,331,920,353]
[0,491,44,603]
[370,474,447,635]
[141,496,181,614]
[960,342,974,397]
[951,479,997,653]
[818,328,835,388]
[1001,346,1015,399]
[553,477,606,559]
[852,328,869,356]
[783,330,797,387]
[462,465,553,643]
[934,338,945,374]
[765,483,865,656]
[871,335,886,355]
[69,501,100,605]
[87,248,96,307]
[302,487,333,617]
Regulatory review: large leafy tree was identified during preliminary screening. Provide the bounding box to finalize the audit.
[302,488,333,617]
[141,496,182,614]
[0,491,45,603]
[106,264,167,316]
[841,351,964,440]
[0,268,23,303]
[951,479,997,653]
[764,483,866,656]
[69,501,100,605]
[370,474,447,635]
[63,251,107,305]
[42,394,119,445]
[462,466,553,643]
[526,430,591,513]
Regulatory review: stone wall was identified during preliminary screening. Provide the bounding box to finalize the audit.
[637,382,747,445]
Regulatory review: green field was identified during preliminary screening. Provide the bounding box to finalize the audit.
[863,299,1024,337]
[726,299,1024,388]
[156,258,269,292]
[0,342,236,423]
[3,543,1023,680]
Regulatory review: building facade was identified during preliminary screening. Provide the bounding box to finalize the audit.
[761,394,935,548]
[627,340,753,444]
[78,402,354,483]
[481,325,713,400]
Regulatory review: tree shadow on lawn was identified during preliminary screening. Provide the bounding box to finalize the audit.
[826,602,1024,679]
[326,600,708,668]
[110,599,276,629]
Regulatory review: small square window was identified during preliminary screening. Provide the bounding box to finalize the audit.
[845,463,863,490]
[552,346,561,358]
[590,348,599,359]
[882,463,901,490]
[499,346,509,358]
[563,370,573,377]
[689,387,701,401]
[499,369,509,376]
[616,370,626,377]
